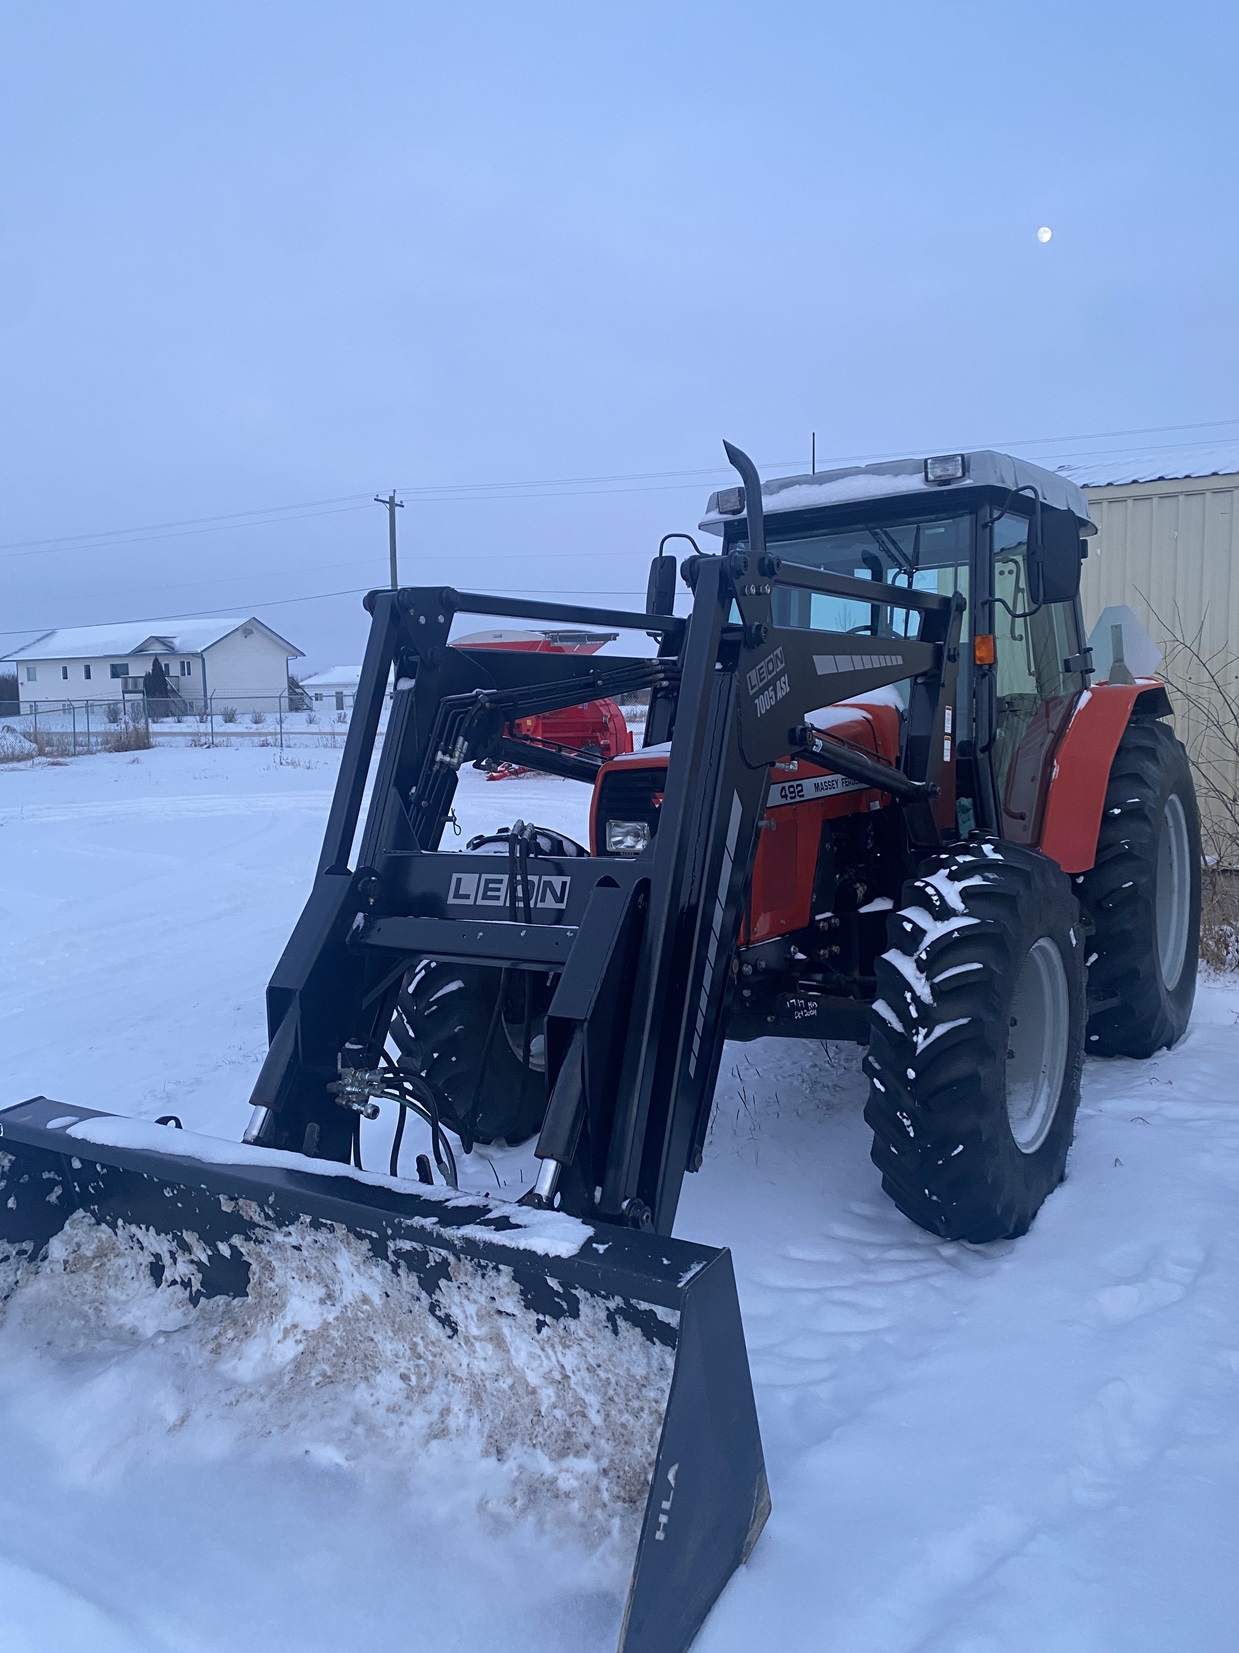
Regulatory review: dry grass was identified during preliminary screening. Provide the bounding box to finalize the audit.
[99,722,153,754]
[1,722,154,761]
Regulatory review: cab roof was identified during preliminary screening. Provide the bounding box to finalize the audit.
[699,450,1094,535]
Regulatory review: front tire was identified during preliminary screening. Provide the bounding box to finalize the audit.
[863,840,1086,1242]
[1078,718,1201,1058]
[387,962,551,1147]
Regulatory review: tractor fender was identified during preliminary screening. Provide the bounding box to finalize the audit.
[1039,680,1173,874]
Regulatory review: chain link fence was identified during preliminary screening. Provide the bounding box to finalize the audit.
[1,692,371,762]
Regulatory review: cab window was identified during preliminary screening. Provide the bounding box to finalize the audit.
[759,513,971,714]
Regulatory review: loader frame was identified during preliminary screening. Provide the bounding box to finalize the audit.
[245,449,963,1237]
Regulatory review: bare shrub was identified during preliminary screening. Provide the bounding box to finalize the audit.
[104,702,122,725]
[1151,604,1239,969]
[249,708,266,726]
[101,721,153,753]
[220,705,239,725]
[1201,871,1239,972]
[304,706,318,726]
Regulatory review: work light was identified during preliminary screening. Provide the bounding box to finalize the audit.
[924,454,967,485]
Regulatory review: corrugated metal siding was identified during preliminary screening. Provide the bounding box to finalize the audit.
[1083,474,1239,647]
[1082,473,1239,851]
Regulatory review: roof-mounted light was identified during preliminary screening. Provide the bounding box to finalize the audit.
[715,486,746,515]
[924,454,967,486]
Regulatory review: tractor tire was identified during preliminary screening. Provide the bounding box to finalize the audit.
[1078,718,1201,1058]
[863,839,1086,1243]
[388,961,551,1147]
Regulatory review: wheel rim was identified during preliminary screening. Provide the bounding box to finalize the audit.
[1156,793,1191,992]
[1006,937,1070,1154]
[502,1016,546,1073]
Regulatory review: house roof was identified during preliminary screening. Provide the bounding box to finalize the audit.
[301,665,362,688]
[1059,443,1239,489]
[1,615,304,663]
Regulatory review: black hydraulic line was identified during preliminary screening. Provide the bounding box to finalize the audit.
[486,736,603,783]
[790,723,938,804]
[389,1100,407,1179]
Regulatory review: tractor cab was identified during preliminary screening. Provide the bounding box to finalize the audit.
[700,449,1096,848]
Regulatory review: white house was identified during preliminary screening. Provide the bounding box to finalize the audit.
[2,616,304,713]
[301,665,362,709]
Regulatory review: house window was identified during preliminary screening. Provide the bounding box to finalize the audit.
[83,664,92,680]
[109,663,129,679]
[61,665,69,680]
[179,659,192,676]
[25,666,37,682]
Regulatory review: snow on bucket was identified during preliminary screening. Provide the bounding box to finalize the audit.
[0,1097,768,1653]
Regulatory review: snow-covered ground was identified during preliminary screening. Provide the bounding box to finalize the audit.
[1,746,1237,1652]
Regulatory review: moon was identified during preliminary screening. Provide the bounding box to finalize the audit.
[1037,226,1053,243]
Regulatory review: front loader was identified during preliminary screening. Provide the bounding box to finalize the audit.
[0,443,1200,1652]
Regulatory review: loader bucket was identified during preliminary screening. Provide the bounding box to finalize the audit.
[0,1096,768,1653]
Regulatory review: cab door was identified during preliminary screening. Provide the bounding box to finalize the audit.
[988,514,1087,845]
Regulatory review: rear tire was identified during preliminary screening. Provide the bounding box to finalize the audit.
[863,840,1086,1242]
[1078,718,1200,1058]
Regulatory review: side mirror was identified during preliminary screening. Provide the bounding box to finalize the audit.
[645,553,678,616]
[1028,506,1084,606]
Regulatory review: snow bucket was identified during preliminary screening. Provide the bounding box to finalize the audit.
[0,1096,769,1653]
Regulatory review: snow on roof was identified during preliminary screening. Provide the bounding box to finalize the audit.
[301,665,362,688]
[2,615,304,663]
[699,450,1092,533]
[1056,443,1239,489]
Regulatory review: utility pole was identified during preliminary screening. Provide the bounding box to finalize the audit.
[374,490,404,588]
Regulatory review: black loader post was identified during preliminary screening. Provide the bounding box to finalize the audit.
[1,446,961,1653]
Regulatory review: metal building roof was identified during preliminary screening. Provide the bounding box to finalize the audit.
[1059,443,1239,489]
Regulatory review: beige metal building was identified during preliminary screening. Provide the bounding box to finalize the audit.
[1070,444,1239,854]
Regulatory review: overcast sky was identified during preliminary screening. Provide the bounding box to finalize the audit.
[3,0,1237,672]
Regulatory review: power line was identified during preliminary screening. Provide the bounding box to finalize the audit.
[4,415,1238,562]
[5,413,1238,642]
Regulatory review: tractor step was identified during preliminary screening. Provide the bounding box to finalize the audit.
[0,1096,769,1653]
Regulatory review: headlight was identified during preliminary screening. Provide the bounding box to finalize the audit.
[606,819,651,854]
